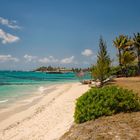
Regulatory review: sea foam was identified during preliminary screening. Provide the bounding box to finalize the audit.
[0,99,8,103]
[38,86,47,93]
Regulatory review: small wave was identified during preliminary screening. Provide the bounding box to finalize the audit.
[0,99,8,103]
[38,86,46,93]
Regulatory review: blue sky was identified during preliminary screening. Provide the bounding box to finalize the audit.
[0,0,140,70]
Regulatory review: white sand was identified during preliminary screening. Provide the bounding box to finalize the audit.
[0,82,89,140]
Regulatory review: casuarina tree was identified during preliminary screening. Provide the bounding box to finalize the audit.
[92,37,111,86]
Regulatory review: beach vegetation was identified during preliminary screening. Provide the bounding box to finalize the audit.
[113,35,132,66]
[133,33,140,74]
[74,86,140,123]
[113,35,134,74]
[110,66,121,76]
[92,37,111,86]
[121,51,136,77]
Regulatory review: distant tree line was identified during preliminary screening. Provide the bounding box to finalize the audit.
[35,66,67,72]
[35,66,90,72]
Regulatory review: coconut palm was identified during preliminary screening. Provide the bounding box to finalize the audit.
[121,51,136,68]
[133,33,140,74]
[113,35,133,67]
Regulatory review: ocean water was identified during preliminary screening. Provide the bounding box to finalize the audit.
[0,71,90,106]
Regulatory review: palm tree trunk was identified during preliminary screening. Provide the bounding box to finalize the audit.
[118,49,121,66]
[137,49,140,74]
[118,49,123,76]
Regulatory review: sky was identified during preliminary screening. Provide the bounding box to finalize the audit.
[0,0,140,70]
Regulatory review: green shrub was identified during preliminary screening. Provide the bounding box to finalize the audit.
[110,66,122,75]
[74,86,140,123]
[126,65,138,76]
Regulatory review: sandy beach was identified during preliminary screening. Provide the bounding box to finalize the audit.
[0,82,89,140]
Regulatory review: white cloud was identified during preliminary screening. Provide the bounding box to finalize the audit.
[39,56,58,64]
[23,54,76,65]
[0,55,19,62]
[60,56,75,64]
[38,56,75,64]
[81,49,93,57]
[39,57,50,63]
[0,17,20,29]
[0,29,20,44]
[49,56,59,63]
[24,54,37,62]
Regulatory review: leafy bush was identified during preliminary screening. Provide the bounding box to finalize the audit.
[110,65,138,77]
[110,66,122,76]
[74,86,140,123]
[126,65,138,77]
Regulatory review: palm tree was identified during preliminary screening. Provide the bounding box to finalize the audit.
[133,33,140,74]
[121,51,135,66]
[113,35,133,67]
[121,51,136,76]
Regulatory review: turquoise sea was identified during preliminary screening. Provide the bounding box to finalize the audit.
[0,71,90,107]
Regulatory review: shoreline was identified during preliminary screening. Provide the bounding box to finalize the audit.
[0,82,89,140]
[0,84,57,122]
